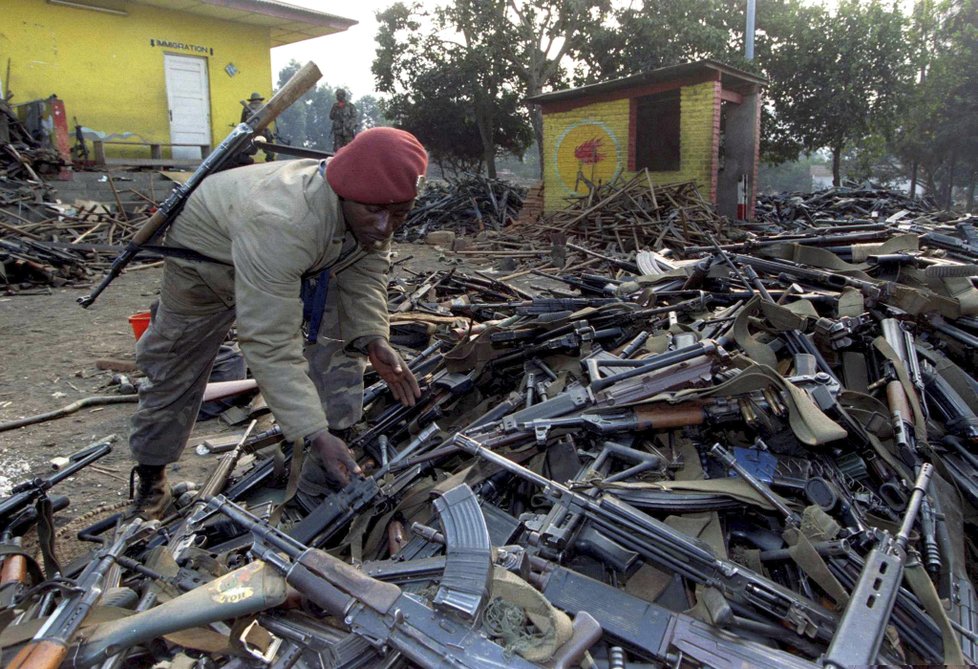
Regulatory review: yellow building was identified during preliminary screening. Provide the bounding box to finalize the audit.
[1,0,354,161]
[528,61,766,220]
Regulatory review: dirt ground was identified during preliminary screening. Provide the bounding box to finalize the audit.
[0,241,465,523]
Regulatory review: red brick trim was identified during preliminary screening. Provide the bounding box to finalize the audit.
[719,88,743,104]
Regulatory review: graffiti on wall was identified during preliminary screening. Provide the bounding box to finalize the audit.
[554,120,622,194]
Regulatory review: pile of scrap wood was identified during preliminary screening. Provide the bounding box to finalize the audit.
[0,98,65,181]
[461,171,741,276]
[0,174,160,291]
[396,174,527,242]
[5,218,978,667]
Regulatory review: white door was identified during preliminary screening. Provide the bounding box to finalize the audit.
[163,54,210,160]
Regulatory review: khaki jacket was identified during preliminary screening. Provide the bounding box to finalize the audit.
[165,159,390,442]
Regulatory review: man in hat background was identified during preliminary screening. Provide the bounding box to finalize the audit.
[128,127,428,518]
[329,89,358,152]
[240,91,275,162]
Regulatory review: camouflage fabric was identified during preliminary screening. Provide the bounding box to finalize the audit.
[131,255,368,468]
[298,286,367,502]
[329,100,357,152]
[130,294,236,466]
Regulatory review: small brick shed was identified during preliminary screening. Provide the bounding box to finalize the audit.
[527,60,766,219]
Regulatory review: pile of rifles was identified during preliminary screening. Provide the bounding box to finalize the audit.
[3,186,978,669]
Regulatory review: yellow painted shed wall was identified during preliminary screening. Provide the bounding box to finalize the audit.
[1,0,273,157]
[542,81,720,211]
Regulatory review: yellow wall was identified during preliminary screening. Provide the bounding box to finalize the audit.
[542,81,720,211]
[1,0,273,158]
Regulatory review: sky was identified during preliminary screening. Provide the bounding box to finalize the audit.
[271,0,404,98]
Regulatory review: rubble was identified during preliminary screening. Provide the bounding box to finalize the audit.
[3,185,978,667]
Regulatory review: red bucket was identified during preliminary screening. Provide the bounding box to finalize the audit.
[128,311,151,341]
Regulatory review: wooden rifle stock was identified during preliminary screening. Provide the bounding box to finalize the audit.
[5,639,67,669]
[632,403,707,429]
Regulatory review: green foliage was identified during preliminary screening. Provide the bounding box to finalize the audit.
[758,0,913,185]
[893,0,978,206]
[576,0,743,82]
[274,61,387,150]
[373,0,610,177]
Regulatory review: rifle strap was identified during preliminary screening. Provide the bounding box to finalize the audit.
[851,234,920,262]
[872,337,928,444]
[759,242,872,274]
[782,508,849,608]
[0,605,132,649]
[837,287,865,318]
[34,496,61,579]
[269,440,305,525]
[904,558,967,665]
[731,296,817,369]
[837,391,914,484]
[653,361,847,446]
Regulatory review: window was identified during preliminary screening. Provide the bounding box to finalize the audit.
[634,90,681,172]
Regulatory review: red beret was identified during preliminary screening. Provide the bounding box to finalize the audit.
[326,128,428,204]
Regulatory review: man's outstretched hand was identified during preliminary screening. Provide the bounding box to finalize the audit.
[309,431,362,487]
[367,339,421,407]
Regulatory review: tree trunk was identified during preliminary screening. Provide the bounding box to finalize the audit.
[531,105,545,179]
[966,170,976,212]
[909,161,918,198]
[832,146,842,187]
[474,101,497,179]
[945,151,957,209]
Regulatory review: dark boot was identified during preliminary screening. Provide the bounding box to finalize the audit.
[129,464,172,520]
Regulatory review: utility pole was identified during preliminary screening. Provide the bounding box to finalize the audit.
[746,0,756,60]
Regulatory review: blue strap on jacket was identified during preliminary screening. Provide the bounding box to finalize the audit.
[301,158,332,344]
[301,270,330,344]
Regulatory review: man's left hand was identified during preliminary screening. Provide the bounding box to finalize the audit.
[367,339,421,407]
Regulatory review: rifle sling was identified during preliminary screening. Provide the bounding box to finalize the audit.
[35,497,60,579]
[905,559,966,664]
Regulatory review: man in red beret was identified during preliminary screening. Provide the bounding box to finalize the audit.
[129,127,428,519]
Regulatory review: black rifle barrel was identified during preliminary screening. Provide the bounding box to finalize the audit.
[0,440,112,521]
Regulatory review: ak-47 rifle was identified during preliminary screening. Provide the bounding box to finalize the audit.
[5,519,153,669]
[77,61,322,308]
[288,423,442,547]
[205,491,600,669]
[454,434,839,643]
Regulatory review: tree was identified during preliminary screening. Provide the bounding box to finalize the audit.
[373,0,610,177]
[758,0,913,186]
[491,0,612,170]
[892,0,978,207]
[375,2,524,177]
[357,95,387,130]
[577,0,743,82]
[381,58,532,175]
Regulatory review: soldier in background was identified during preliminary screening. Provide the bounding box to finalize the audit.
[240,92,275,162]
[240,91,264,124]
[329,89,358,152]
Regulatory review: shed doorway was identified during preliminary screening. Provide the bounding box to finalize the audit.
[163,54,210,160]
